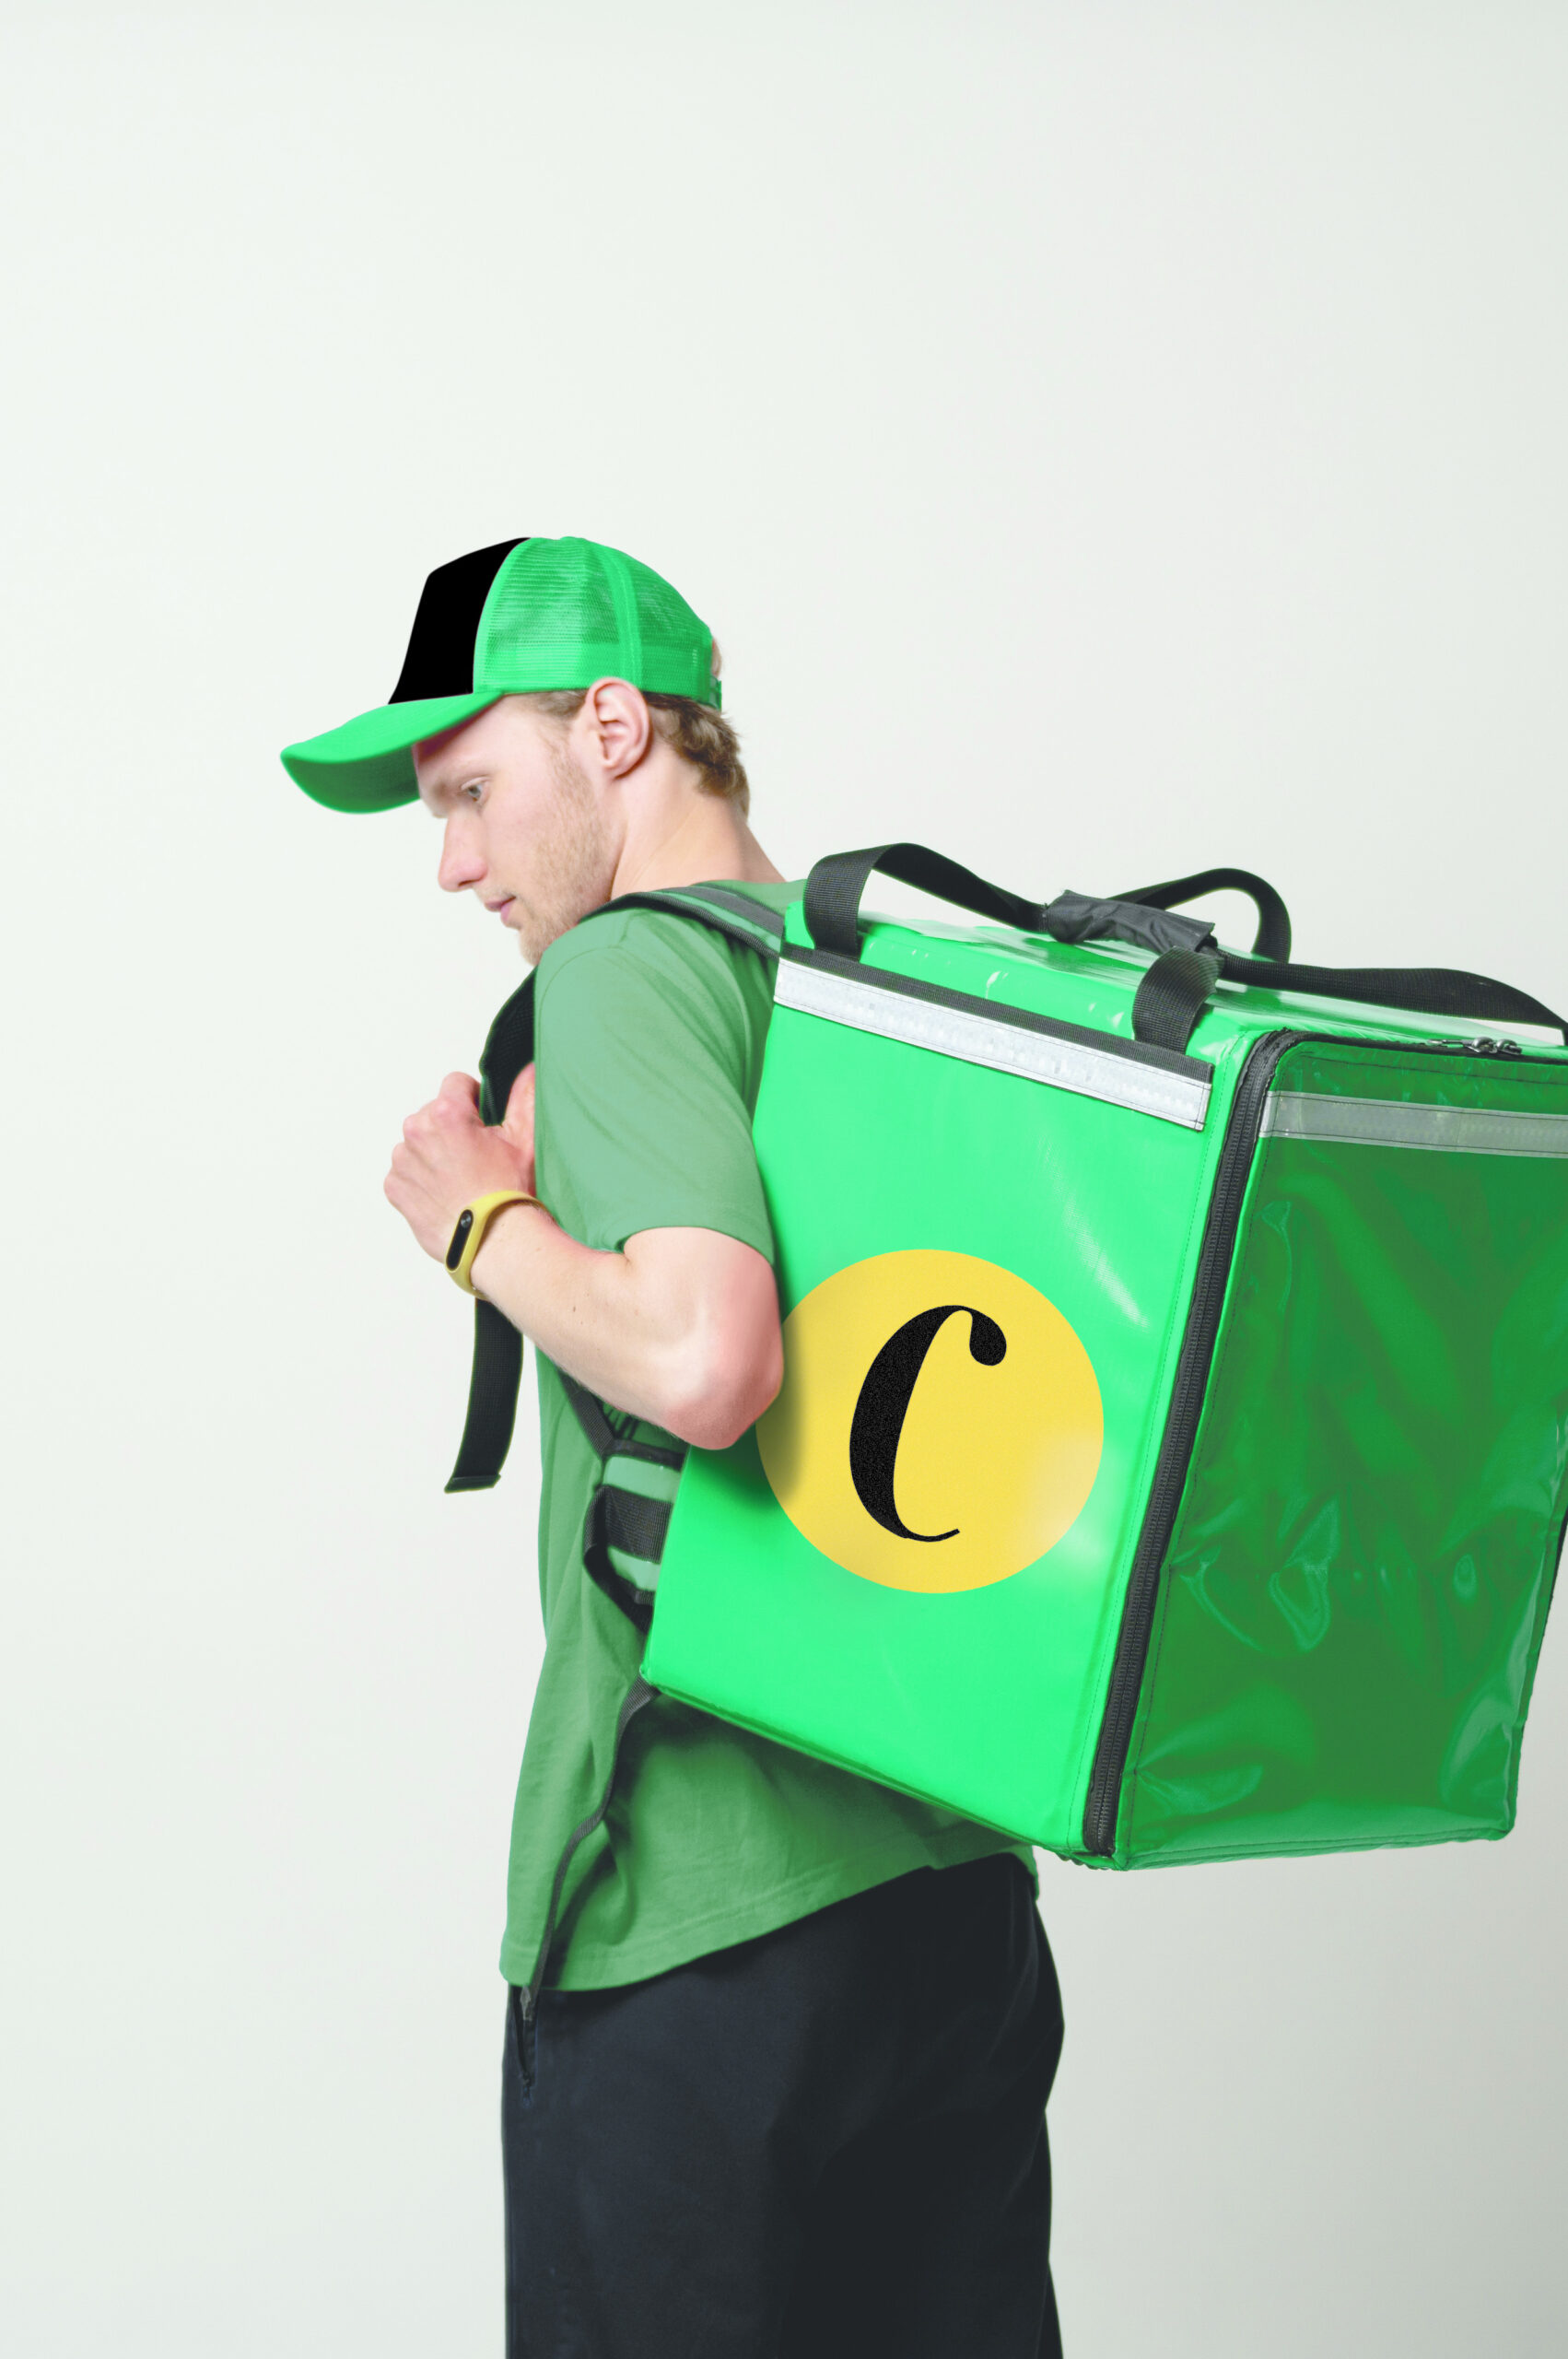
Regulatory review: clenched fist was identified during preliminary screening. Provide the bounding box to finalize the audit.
[384,1065,537,1261]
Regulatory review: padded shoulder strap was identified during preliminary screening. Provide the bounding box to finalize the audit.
[443,885,787,1496]
[580,882,789,962]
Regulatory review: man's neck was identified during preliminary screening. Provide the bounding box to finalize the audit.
[608,769,785,898]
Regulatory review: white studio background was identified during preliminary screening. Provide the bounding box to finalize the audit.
[4,5,1565,2353]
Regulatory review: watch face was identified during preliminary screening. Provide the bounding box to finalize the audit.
[446,1209,475,1271]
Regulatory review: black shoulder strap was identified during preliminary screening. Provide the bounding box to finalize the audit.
[587,883,787,961]
[443,884,787,1494]
[445,972,535,1493]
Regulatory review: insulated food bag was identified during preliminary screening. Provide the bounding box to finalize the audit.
[454,847,1568,1869]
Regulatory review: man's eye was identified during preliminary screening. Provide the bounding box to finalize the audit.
[463,781,484,804]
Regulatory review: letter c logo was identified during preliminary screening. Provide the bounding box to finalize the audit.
[849,1304,1007,1541]
[757,1250,1103,1594]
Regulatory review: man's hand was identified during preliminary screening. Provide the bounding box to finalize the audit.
[386,1062,781,1447]
[385,1066,537,1261]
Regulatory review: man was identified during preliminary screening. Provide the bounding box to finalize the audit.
[282,535,1065,2357]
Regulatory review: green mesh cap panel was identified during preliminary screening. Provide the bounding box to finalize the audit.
[280,535,721,813]
[474,538,720,706]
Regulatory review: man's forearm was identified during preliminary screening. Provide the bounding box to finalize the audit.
[469,1203,680,1415]
[384,1065,782,1447]
[470,1205,781,1449]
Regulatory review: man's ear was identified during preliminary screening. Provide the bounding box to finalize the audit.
[579,677,652,780]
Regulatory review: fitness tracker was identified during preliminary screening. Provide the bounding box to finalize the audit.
[445,1191,543,1294]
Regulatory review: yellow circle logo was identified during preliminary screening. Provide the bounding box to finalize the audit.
[755,1250,1104,1594]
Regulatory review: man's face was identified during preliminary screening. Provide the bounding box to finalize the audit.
[413,698,614,963]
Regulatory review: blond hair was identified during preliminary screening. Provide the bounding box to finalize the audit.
[522,654,750,815]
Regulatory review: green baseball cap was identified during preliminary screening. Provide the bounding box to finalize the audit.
[280,534,721,814]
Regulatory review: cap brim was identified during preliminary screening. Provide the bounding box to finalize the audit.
[280,691,501,813]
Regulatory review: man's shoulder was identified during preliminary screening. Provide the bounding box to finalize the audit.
[535,885,795,1012]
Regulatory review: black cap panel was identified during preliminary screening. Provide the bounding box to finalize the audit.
[389,539,527,703]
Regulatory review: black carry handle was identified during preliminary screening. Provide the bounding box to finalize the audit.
[803,843,1044,957]
[1135,945,1568,1054]
[1113,867,1293,963]
[802,839,1568,1055]
[804,843,1222,963]
[1039,893,1224,960]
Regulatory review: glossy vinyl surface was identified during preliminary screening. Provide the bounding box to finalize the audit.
[1118,1039,1568,1864]
[645,908,1244,1849]
[646,899,1568,1864]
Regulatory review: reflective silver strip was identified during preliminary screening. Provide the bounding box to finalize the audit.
[773,959,1211,1129]
[1263,1092,1568,1156]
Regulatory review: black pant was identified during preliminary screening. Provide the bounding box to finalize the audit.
[502,1851,1064,2358]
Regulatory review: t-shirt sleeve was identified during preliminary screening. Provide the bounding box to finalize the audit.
[532,914,776,1263]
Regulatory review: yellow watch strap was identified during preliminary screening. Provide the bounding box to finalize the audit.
[445,1190,542,1294]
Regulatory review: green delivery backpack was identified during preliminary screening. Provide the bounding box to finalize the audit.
[451,844,1568,1874]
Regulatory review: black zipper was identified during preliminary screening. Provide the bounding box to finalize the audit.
[518,1673,660,2031]
[1080,1020,1568,1860]
[1411,1036,1523,1057]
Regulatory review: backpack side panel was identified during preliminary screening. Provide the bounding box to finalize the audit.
[1115,1036,1568,1865]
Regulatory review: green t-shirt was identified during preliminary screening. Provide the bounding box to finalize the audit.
[498,887,1034,1993]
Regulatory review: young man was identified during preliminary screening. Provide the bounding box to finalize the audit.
[282,535,1065,2358]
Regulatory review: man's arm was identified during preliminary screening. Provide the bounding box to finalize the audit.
[384,1068,782,1450]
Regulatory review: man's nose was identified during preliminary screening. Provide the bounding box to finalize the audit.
[439,816,485,895]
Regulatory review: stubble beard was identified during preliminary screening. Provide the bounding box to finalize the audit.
[513,739,616,964]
